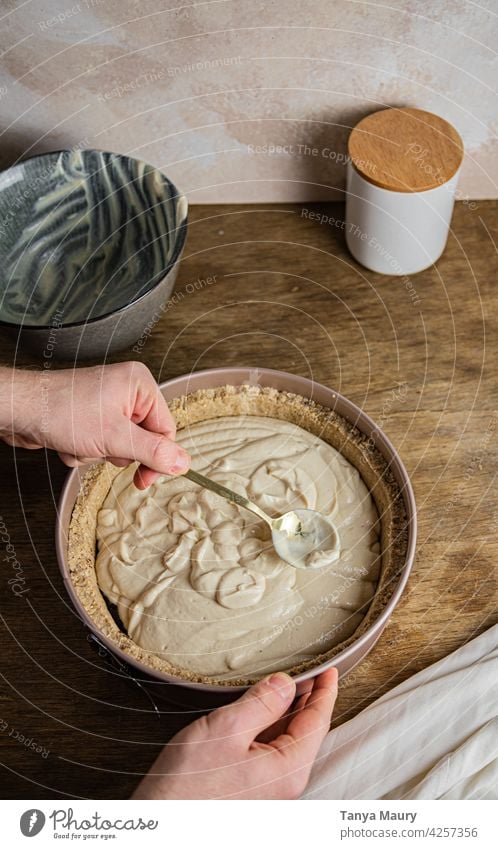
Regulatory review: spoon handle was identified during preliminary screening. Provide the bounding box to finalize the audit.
[183,469,272,526]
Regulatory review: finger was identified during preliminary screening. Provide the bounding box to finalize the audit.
[106,457,133,468]
[133,391,178,485]
[269,669,338,765]
[133,379,176,440]
[2,435,43,449]
[109,420,190,485]
[59,453,106,467]
[58,452,86,467]
[256,680,314,744]
[143,392,176,439]
[206,673,296,748]
[133,465,161,489]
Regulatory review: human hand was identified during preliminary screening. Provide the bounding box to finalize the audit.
[132,669,338,800]
[0,361,190,488]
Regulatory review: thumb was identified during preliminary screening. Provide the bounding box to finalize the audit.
[207,673,296,748]
[113,420,190,477]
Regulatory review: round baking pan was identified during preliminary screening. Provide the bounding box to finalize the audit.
[55,367,417,694]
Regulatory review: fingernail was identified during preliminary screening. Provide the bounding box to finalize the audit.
[168,452,190,475]
[266,672,295,701]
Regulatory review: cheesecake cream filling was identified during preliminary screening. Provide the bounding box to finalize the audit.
[95,416,380,678]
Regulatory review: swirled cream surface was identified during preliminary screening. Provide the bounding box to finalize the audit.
[96,416,380,678]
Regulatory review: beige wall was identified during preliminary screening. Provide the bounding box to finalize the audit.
[0,0,496,202]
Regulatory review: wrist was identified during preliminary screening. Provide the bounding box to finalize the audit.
[0,367,43,441]
[131,776,175,800]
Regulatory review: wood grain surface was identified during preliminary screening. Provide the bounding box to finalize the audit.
[348,108,464,191]
[0,200,496,799]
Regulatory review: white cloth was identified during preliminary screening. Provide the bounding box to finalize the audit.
[303,625,498,799]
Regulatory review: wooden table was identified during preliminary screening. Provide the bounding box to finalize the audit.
[1,201,497,799]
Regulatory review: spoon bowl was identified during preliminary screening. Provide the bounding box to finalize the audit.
[184,469,340,570]
[271,508,341,570]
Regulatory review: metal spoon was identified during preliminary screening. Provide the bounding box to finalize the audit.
[184,468,340,570]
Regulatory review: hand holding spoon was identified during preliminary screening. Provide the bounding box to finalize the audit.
[184,468,340,570]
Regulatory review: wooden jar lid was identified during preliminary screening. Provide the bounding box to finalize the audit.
[348,108,464,192]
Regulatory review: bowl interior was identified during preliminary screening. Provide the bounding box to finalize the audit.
[0,150,187,327]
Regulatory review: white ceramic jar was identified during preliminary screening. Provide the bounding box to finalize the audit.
[345,108,464,276]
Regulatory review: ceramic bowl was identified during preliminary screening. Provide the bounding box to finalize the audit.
[56,367,417,697]
[0,149,187,360]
